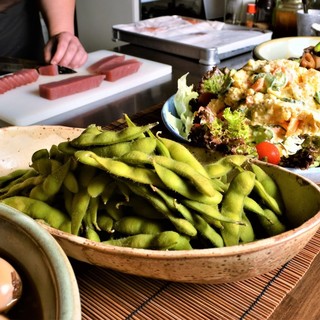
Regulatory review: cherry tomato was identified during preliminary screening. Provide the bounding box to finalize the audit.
[256,141,281,165]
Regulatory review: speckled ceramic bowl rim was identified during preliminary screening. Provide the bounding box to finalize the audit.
[44,167,320,259]
[0,203,81,319]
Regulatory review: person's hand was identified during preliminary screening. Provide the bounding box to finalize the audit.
[44,31,88,68]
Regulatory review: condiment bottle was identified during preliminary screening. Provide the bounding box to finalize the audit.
[273,0,303,37]
[246,3,257,27]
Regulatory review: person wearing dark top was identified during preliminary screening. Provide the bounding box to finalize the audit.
[0,0,87,68]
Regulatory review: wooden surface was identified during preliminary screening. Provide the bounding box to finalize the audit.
[270,253,320,320]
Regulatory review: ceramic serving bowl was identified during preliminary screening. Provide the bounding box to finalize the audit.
[253,36,320,60]
[0,203,81,319]
[0,125,320,284]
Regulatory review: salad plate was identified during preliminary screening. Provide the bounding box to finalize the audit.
[161,95,320,184]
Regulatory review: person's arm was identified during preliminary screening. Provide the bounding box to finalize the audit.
[39,0,88,68]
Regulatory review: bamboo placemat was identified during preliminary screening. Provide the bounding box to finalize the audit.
[73,229,319,320]
[71,103,320,320]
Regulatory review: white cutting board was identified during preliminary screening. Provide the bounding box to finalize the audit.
[0,50,172,125]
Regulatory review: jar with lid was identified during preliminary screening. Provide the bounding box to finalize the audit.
[273,0,303,38]
[255,0,275,30]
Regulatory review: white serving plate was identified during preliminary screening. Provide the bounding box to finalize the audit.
[161,96,320,184]
[253,36,320,60]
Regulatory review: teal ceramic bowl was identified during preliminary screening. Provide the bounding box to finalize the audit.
[0,203,81,319]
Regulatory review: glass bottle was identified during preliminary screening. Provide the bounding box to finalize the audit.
[273,0,303,38]
[246,3,257,27]
[255,0,275,30]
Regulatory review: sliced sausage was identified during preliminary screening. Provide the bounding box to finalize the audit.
[39,74,106,100]
[98,59,142,82]
[88,54,126,73]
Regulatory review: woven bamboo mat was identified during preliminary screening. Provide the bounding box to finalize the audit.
[73,229,319,320]
[71,104,320,320]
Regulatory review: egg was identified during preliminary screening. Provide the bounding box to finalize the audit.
[0,258,22,314]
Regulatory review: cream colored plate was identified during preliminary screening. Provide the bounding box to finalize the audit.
[253,36,320,60]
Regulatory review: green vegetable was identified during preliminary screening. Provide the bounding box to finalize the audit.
[202,70,233,95]
[168,73,198,139]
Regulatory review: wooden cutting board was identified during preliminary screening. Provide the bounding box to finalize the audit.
[0,50,172,126]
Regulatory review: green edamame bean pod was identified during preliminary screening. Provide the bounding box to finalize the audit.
[239,211,255,243]
[251,163,284,213]
[0,169,32,188]
[0,175,44,200]
[70,122,158,147]
[63,171,79,194]
[192,213,224,248]
[153,155,219,198]
[97,214,114,233]
[221,170,256,246]
[70,188,91,235]
[75,150,165,188]
[1,196,71,232]
[158,137,209,177]
[259,208,286,236]
[153,160,222,205]
[205,155,248,178]
[103,231,182,250]
[87,173,112,198]
[114,216,164,235]
[42,159,71,196]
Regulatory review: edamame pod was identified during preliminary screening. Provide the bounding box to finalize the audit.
[153,160,222,205]
[251,163,284,213]
[87,173,112,198]
[75,150,165,188]
[103,231,181,250]
[159,137,209,177]
[221,170,256,246]
[205,155,248,178]
[239,211,255,243]
[114,216,164,235]
[70,122,158,147]
[42,159,71,196]
[0,169,33,189]
[192,213,224,248]
[71,188,91,235]
[259,208,286,236]
[1,196,71,232]
[153,155,219,198]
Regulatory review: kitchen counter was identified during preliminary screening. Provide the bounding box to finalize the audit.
[2,44,319,319]
[34,44,252,128]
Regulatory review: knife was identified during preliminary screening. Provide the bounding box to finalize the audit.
[0,56,77,75]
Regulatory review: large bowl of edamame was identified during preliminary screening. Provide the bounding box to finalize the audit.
[0,124,319,284]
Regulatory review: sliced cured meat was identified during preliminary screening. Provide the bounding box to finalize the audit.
[38,64,59,76]
[0,68,39,94]
[88,54,125,73]
[39,74,105,100]
[98,59,142,82]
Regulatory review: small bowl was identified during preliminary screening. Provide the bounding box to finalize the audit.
[0,203,81,319]
[253,36,320,60]
[0,125,320,284]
